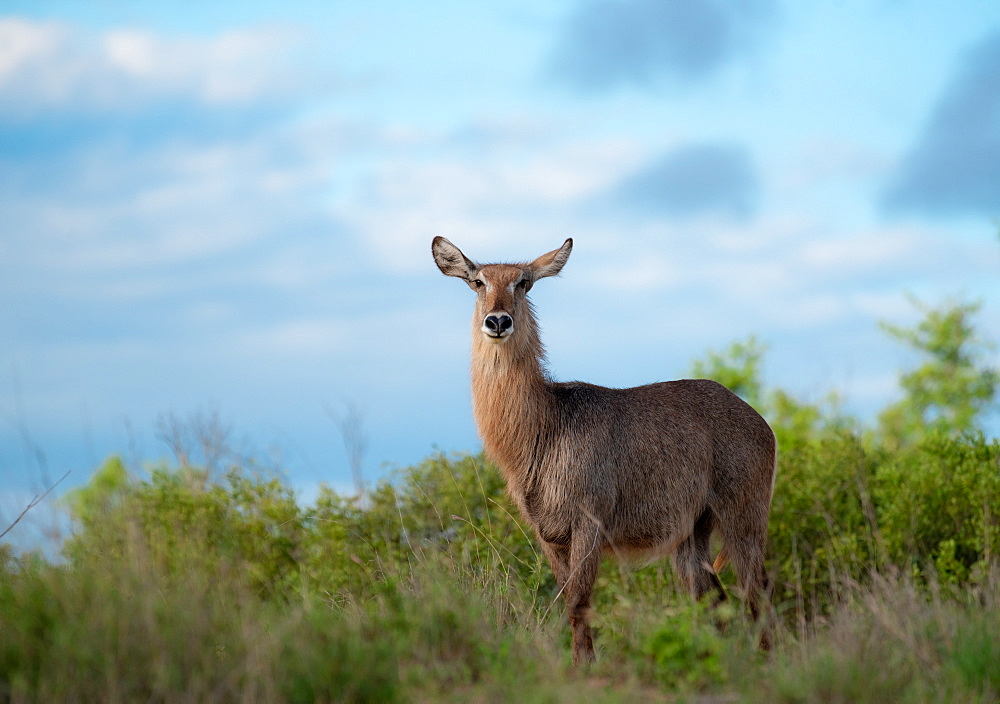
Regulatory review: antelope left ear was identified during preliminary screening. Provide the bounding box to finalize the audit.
[432,236,478,281]
[530,238,573,280]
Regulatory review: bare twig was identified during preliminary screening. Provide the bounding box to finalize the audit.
[155,410,232,480]
[327,402,367,501]
[0,470,71,541]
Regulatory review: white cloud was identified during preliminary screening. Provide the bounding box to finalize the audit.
[329,120,998,351]
[781,137,891,191]
[333,136,646,272]
[849,291,913,320]
[3,124,342,290]
[0,17,311,114]
[0,17,65,81]
[239,319,344,357]
[797,228,913,270]
[589,249,682,292]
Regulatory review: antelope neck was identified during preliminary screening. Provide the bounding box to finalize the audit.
[470,314,552,478]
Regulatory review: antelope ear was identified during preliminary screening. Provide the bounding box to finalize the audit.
[432,237,478,281]
[530,238,573,280]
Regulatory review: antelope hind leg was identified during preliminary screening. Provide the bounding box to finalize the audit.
[672,508,728,606]
[539,539,570,591]
[721,526,773,650]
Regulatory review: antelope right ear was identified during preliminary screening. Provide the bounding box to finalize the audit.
[432,237,478,281]
[530,238,573,280]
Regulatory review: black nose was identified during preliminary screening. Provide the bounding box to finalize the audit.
[484,314,513,336]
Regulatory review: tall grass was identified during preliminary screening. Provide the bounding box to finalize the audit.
[2,431,1000,702]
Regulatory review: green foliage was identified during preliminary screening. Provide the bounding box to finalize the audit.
[949,609,1000,697]
[635,607,728,690]
[277,603,400,704]
[767,433,887,607]
[755,573,1000,703]
[4,435,1000,701]
[62,454,128,524]
[765,637,919,703]
[875,432,1000,584]
[879,298,998,448]
[300,452,546,604]
[62,459,304,600]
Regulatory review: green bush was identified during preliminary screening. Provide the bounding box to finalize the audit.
[636,607,728,690]
[4,439,1000,702]
[755,572,1000,704]
[875,432,1000,584]
[767,433,886,613]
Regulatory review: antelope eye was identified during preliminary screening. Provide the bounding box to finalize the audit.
[471,279,484,289]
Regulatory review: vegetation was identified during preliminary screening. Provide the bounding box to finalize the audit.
[2,298,999,702]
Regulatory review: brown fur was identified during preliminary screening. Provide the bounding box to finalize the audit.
[432,237,777,664]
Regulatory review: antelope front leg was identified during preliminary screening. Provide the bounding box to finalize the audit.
[565,522,603,665]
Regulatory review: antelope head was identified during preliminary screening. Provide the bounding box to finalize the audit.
[432,237,573,343]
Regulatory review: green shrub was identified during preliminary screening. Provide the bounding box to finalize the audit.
[766,432,885,616]
[875,432,1000,584]
[755,572,1000,704]
[948,611,1000,697]
[5,441,1000,702]
[636,607,728,690]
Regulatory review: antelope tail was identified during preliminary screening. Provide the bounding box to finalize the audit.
[713,548,728,574]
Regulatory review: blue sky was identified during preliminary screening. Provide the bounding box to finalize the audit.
[2,0,999,549]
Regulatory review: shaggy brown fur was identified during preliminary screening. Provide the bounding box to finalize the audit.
[432,237,777,664]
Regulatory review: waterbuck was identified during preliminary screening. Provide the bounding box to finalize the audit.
[431,236,777,664]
